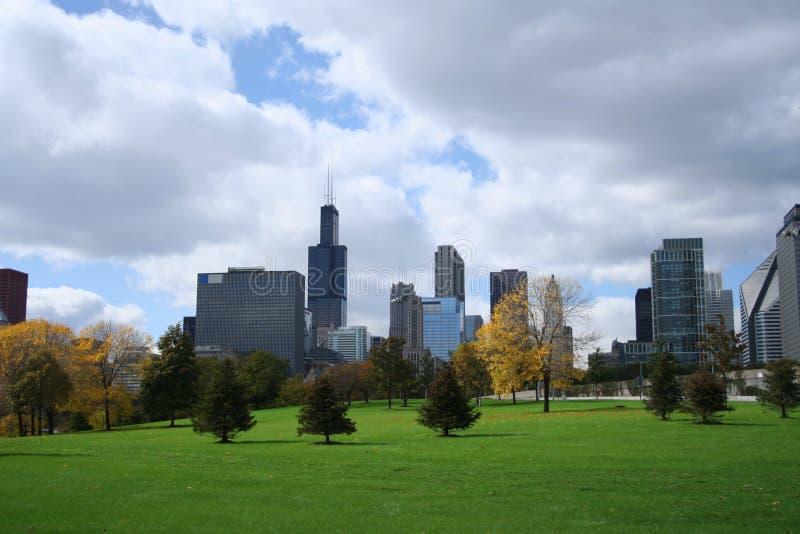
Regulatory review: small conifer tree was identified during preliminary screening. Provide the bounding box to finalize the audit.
[192,359,255,443]
[417,364,481,436]
[758,358,800,418]
[682,366,730,424]
[644,343,683,420]
[297,375,356,444]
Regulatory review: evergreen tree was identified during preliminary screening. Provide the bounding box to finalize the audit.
[141,324,199,426]
[417,364,481,436]
[192,359,255,443]
[682,366,731,424]
[758,358,800,418]
[297,375,356,444]
[368,337,406,410]
[644,342,683,420]
[238,351,288,409]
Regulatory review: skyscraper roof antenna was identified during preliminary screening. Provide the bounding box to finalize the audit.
[324,165,336,206]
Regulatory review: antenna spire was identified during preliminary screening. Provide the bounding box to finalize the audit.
[324,165,336,206]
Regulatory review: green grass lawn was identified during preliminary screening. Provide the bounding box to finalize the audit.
[2,400,798,533]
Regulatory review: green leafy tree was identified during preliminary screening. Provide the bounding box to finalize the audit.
[644,342,683,420]
[758,358,800,418]
[417,364,481,436]
[368,337,406,410]
[586,350,608,399]
[239,351,289,409]
[700,316,745,402]
[297,375,356,444]
[682,366,731,424]
[325,362,361,405]
[274,373,309,407]
[416,349,436,398]
[192,359,255,443]
[451,342,491,406]
[141,324,199,426]
[8,352,72,436]
[397,357,417,407]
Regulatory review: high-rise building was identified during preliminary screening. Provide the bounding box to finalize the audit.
[740,252,782,366]
[370,335,386,349]
[182,316,196,345]
[0,268,28,325]
[634,288,653,342]
[650,238,706,365]
[777,204,800,360]
[490,269,528,318]
[435,245,465,302]
[422,297,465,361]
[195,267,306,374]
[389,282,424,364]
[464,314,484,342]
[0,307,9,326]
[308,180,347,346]
[327,326,371,362]
[704,271,735,330]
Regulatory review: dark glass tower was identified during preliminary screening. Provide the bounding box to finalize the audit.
[634,288,653,342]
[0,268,28,325]
[308,184,348,346]
[490,269,528,318]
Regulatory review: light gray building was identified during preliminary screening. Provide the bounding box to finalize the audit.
[651,238,706,365]
[389,282,424,364]
[327,325,372,362]
[777,204,800,360]
[739,252,782,366]
[464,314,484,342]
[435,245,465,302]
[195,267,306,374]
[704,271,735,330]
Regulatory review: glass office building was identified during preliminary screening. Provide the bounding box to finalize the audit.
[464,314,484,342]
[327,325,372,362]
[740,252,782,366]
[422,297,464,361]
[308,201,348,346]
[650,238,706,365]
[195,268,306,374]
[777,204,800,361]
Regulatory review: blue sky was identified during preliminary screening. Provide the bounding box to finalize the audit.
[2,1,798,352]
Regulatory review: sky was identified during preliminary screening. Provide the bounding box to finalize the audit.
[1,1,799,357]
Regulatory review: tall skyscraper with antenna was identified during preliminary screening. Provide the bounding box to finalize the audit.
[307,169,348,346]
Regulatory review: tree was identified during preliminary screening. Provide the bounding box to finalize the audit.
[586,350,608,399]
[417,364,481,436]
[397,357,417,407]
[700,316,745,401]
[682,367,731,424]
[368,337,407,410]
[141,324,199,426]
[75,321,151,431]
[451,342,491,406]
[239,350,288,409]
[356,360,376,403]
[758,358,800,418]
[297,375,356,444]
[274,373,309,407]
[192,359,255,443]
[325,362,361,405]
[644,341,683,420]
[416,349,436,399]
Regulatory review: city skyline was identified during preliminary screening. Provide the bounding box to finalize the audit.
[2,1,799,356]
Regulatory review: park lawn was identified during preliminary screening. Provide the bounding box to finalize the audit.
[1,399,798,533]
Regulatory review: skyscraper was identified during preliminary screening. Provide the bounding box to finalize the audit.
[777,204,800,360]
[739,252,782,366]
[704,271,734,330]
[182,316,196,345]
[422,297,465,361]
[389,282,424,364]
[650,238,706,365]
[490,269,528,318]
[464,314,484,342]
[0,268,28,325]
[435,245,465,302]
[327,326,371,362]
[634,288,653,342]
[308,178,347,346]
[195,268,306,374]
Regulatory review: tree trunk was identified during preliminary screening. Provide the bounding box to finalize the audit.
[104,394,111,431]
[37,406,43,436]
[30,405,35,436]
[387,389,392,410]
[535,383,540,402]
[170,411,176,427]
[443,428,449,437]
[16,411,25,437]
[512,388,516,405]
[47,408,55,435]
[543,370,551,413]
[781,405,787,418]
[325,433,330,444]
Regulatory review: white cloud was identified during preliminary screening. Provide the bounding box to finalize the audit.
[27,286,147,332]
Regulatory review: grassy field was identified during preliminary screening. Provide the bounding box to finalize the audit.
[1,399,798,533]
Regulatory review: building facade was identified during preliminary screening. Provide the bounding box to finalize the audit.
[182,316,196,345]
[422,297,465,361]
[308,196,347,346]
[777,204,800,360]
[650,238,706,365]
[0,268,28,325]
[739,252,782,366]
[464,314,484,342]
[389,282,424,364]
[195,267,306,374]
[490,269,528,318]
[634,288,653,342]
[704,271,735,330]
[435,245,465,302]
[327,325,372,362]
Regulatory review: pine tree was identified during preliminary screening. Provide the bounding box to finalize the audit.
[192,359,255,443]
[297,375,356,444]
[644,342,683,420]
[682,366,731,424]
[417,364,481,437]
[758,358,800,418]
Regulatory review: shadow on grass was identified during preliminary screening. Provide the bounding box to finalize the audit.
[0,452,89,458]
[455,433,523,438]
[231,440,299,445]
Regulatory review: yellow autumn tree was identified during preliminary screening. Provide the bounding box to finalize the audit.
[73,321,151,431]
